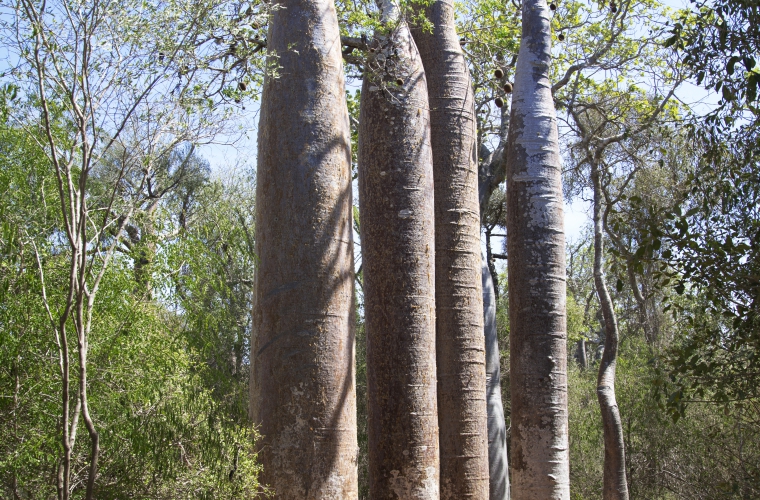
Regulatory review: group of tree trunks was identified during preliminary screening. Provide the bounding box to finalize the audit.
[251,0,568,499]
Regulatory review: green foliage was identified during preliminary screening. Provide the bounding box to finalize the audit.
[0,110,263,496]
[77,290,264,499]
[569,337,760,499]
[165,169,257,427]
[566,293,587,343]
[633,127,760,409]
[496,270,511,427]
[629,0,760,432]
[2,0,758,496]
[346,88,362,177]
[666,0,760,109]
[355,319,370,500]
[0,114,62,495]
[0,0,272,494]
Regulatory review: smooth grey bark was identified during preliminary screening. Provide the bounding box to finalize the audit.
[251,0,358,496]
[505,0,570,497]
[478,77,511,500]
[576,338,588,370]
[482,253,510,500]
[411,1,489,497]
[358,6,439,498]
[591,163,629,500]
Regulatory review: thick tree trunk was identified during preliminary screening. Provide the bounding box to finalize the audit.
[359,6,439,497]
[482,253,510,500]
[591,164,629,500]
[411,2,489,497]
[505,0,570,497]
[251,0,358,495]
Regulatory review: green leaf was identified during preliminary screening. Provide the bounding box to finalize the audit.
[726,55,740,76]
[663,34,678,48]
[747,72,759,103]
[722,85,736,102]
[685,206,701,217]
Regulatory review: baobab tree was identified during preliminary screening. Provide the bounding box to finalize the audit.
[358,2,439,497]
[505,0,570,497]
[411,1,490,497]
[250,0,358,495]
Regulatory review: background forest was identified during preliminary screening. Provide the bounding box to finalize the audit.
[0,0,758,497]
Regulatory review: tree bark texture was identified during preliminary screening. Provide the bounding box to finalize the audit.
[479,145,510,500]
[411,2,489,498]
[251,0,357,495]
[591,164,629,500]
[359,14,439,500]
[482,253,510,500]
[505,0,570,497]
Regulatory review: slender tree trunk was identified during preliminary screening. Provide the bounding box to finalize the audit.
[482,253,510,500]
[78,326,99,500]
[12,357,20,500]
[251,0,358,495]
[591,163,629,500]
[484,226,500,301]
[411,2,489,497]
[576,338,588,370]
[73,206,99,500]
[505,0,569,497]
[478,132,511,500]
[59,275,75,500]
[625,263,656,343]
[359,4,439,497]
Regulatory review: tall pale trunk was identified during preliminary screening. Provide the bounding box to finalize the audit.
[358,5,439,497]
[591,163,629,500]
[505,0,569,497]
[479,133,511,500]
[411,2,489,497]
[251,0,357,495]
[482,254,510,500]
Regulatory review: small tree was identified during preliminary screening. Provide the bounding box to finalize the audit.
[0,0,259,495]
